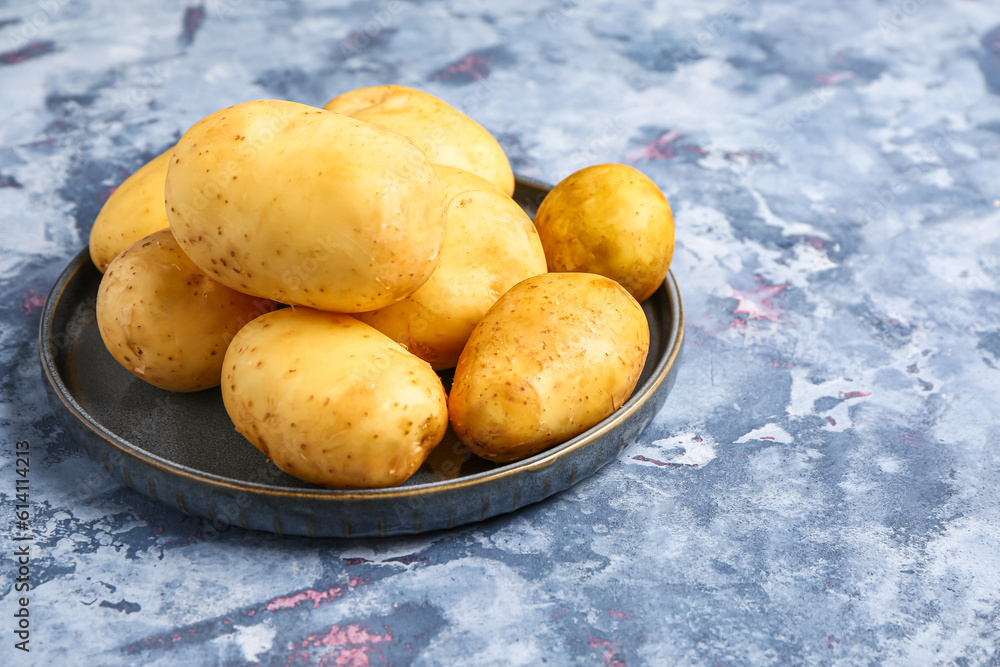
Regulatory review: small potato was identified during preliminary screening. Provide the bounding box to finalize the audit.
[97,229,275,392]
[222,308,448,489]
[534,163,675,302]
[449,273,650,462]
[355,164,547,369]
[324,85,515,196]
[166,99,446,313]
[89,148,172,273]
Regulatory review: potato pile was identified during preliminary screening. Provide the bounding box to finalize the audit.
[91,85,674,490]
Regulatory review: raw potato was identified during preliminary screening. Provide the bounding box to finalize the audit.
[324,85,515,196]
[96,229,275,392]
[166,99,447,313]
[89,148,172,273]
[222,308,449,489]
[355,165,547,369]
[534,163,675,302]
[449,273,650,462]
[432,162,508,200]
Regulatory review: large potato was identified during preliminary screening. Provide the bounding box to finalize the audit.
[534,163,675,302]
[355,165,547,370]
[165,99,446,312]
[222,308,449,489]
[449,273,650,462]
[97,229,275,392]
[432,162,507,200]
[89,148,172,273]
[324,85,515,196]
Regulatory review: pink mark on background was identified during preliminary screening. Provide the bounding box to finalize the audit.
[731,277,790,323]
[632,455,667,467]
[431,51,497,82]
[815,71,854,85]
[826,634,841,649]
[343,557,369,565]
[21,289,46,315]
[266,577,367,614]
[296,624,392,667]
[267,587,344,612]
[0,40,56,65]
[631,455,697,469]
[627,130,708,162]
[550,605,571,621]
[841,391,870,399]
[589,637,627,667]
[608,609,631,620]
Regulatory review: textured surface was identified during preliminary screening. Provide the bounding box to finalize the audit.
[2,1,1000,665]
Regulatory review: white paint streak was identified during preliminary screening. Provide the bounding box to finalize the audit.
[736,423,793,444]
[629,431,719,468]
[234,623,276,663]
[876,457,903,474]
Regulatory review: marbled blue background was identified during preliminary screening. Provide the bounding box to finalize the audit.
[2,0,1000,664]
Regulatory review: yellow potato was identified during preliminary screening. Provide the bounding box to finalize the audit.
[355,165,547,369]
[432,162,507,200]
[96,229,275,392]
[89,148,172,273]
[534,163,675,302]
[222,308,448,489]
[324,85,515,196]
[165,99,446,312]
[449,273,650,462]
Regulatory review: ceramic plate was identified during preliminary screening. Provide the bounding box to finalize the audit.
[39,177,684,537]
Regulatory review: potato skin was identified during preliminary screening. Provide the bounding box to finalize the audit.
[432,162,507,200]
[355,165,547,370]
[324,85,515,196]
[534,163,675,302]
[222,308,448,489]
[165,99,446,313]
[449,273,650,462]
[96,229,275,392]
[89,148,172,273]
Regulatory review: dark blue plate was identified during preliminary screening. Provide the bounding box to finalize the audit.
[38,177,684,537]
